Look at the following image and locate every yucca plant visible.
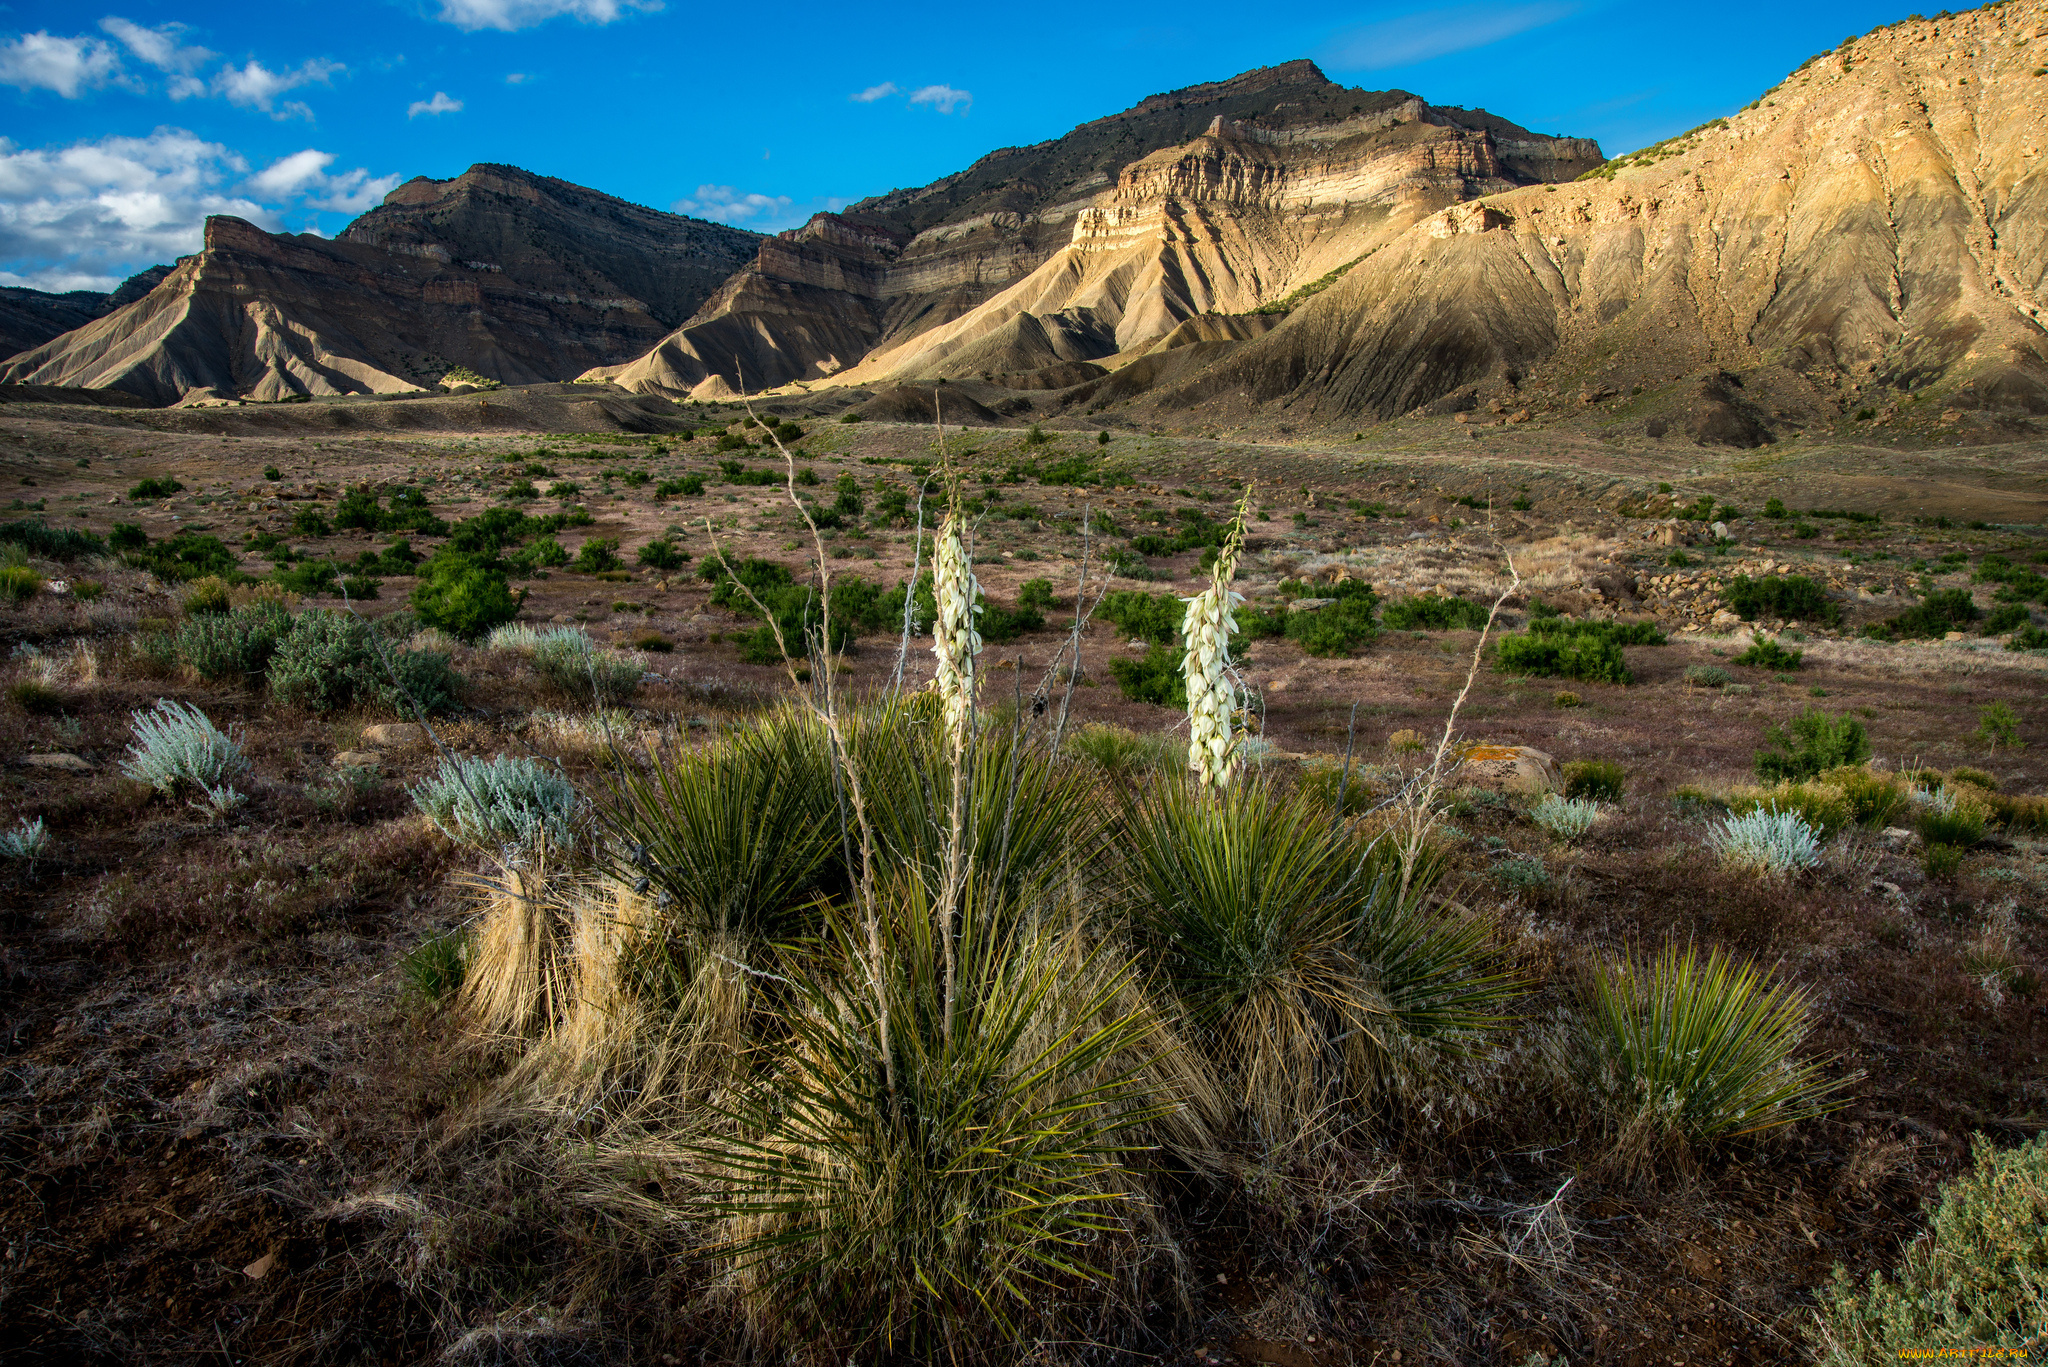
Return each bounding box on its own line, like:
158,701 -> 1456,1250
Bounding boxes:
671,876 -> 1175,1364
1120,779 -> 1514,1135
1582,944 -> 1850,1160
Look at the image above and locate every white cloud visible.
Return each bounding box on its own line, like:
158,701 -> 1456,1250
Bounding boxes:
0,31 -> 126,98
407,91 -> 463,118
433,0 -> 661,33
672,184 -> 791,226
246,149 -> 399,212
504,71 -> 532,84
0,128 -> 268,288
850,81 -> 897,103
1320,2 -> 1578,69
212,57 -> 341,117
98,17 -> 215,75
908,84 -> 971,115
0,127 -> 400,293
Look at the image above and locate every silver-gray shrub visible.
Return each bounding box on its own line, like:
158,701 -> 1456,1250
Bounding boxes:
411,754 -> 581,853
0,816 -> 48,860
120,700 -> 251,796
529,631 -> 644,706
1531,793 -> 1601,840
1709,807 -> 1822,875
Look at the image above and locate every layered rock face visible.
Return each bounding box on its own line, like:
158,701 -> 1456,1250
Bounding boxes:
1172,4 -> 2048,426
591,61 -> 1600,396
0,265 -> 172,358
2,167 -> 760,403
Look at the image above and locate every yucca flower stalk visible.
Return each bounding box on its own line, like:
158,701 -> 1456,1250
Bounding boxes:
1181,489 -> 1251,788
931,502 -> 981,746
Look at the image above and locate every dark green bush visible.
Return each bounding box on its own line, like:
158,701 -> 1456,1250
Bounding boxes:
273,561 -> 338,595
1286,591 -> 1380,657
129,532 -> 238,582
411,553 -> 520,640
1496,632 -> 1631,683
1017,578 -> 1055,612
107,522 -> 146,552
1864,588 -> 1981,640
1755,707 -> 1871,782
1725,574 -> 1839,624
978,601 -> 1044,644
128,477 -> 182,500
291,506 -> 332,538
176,603 -> 287,684
1099,590 -> 1184,645
571,538 -> 623,573
1528,617 -> 1666,646
1563,759 -> 1627,802
637,538 -> 688,571
510,536 -> 568,572
657,475 -> 706,498
1108,644 -> 1186,707
1982,604 -> 2031,635
269,609 -> 461,715
1383,594 -> 1491,631
0,520 -> 105,560
2008,625 -> 2048,652
1734,638 -> 1803,670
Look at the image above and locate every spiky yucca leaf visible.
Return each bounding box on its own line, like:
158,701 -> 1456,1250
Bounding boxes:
1585,943 -> 1851,1148
682,877 -> 1172,1362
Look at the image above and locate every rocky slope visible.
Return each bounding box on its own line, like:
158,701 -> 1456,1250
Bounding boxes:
0,266 -> 172,358
588,61 -> 1601,396
1,167 -> 759,404
1151,2 -> 2048,435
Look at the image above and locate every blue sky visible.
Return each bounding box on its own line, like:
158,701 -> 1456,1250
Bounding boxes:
0,0 -> 1922,293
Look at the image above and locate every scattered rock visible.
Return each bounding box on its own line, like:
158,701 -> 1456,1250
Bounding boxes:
242,1252 -> 277,1280
361,723 -> 426,749
19,752 -> 92,773
332,750 -> 381,768
1459,744 -> 1561,795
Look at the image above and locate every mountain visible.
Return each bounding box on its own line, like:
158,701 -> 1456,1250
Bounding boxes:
0,265 -> 172,358
1141,3 -> 2048,434
585,61 -> 1602,397
0,166 -> 761,404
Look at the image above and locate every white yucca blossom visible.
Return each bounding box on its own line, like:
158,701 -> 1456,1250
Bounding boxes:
931,510 -> 981,741
1181,493 -> 1250,788
1709,808 -> 1822,875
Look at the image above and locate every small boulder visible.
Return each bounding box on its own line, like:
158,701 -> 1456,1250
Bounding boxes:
20,752 -> 92,773
332,749 -> 382,768
362,722 -> 426,749
1459,744 -> 1561,794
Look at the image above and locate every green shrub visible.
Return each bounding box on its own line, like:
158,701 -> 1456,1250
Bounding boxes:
1016,577 -> 1055,612
531,631 -> 644,706
176,602 -> 287,685
1820,765 -> 1909,828
1098,590 -> 1183,645
411,553 -> 520,641
129,532 -> 238,582
1383,594 -> 1490,631
0,519 -> 105,560
273,560 -> 337,595
1286,588 -> 1380,657
400,929 -> 471,1003
1975,702 -> 2023,752
7,679 -> 63,715
1066,723 -> 1179,782
978,600 -> 1044,644
1724,574 -> 1839,624
269,610 -> 460,715
1813,1134 -> 2048,1362
656,475 -> 705,498
1916,788 -> 1988,848
571,537 -> 623,573
1108,644 -> 1186,707
1684,664 -> 1731,688
2009,625 -> 2048,651
0,565 -> 41,604
108,522 -> 146,552
1563,759 -> 1627,802
1921,842 -> 1966,880
1755,707 -> 1870,781
1983,603 -> 2032,635
1731,781 -> 1855,839
1528,617 -> 1666,646
128,476 -> 183,500
1734,637 -> 1803,670
1496,631 -> 1632,683
510,535 -> 569,572
636,538 -> 688,571
1582,943 -> 1847,1148
1864,588 -> 1981,640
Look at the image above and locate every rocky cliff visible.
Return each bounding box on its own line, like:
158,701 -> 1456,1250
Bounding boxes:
1156,3 -> 2048,431
1,167 -> 760,403
0,265 -> 173,359
588,61 -> 1601,396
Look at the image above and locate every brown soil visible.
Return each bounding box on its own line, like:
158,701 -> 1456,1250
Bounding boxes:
0,395 -> 2043,1364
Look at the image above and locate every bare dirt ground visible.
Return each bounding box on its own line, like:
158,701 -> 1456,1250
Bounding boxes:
0,391 -> 2043,1365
